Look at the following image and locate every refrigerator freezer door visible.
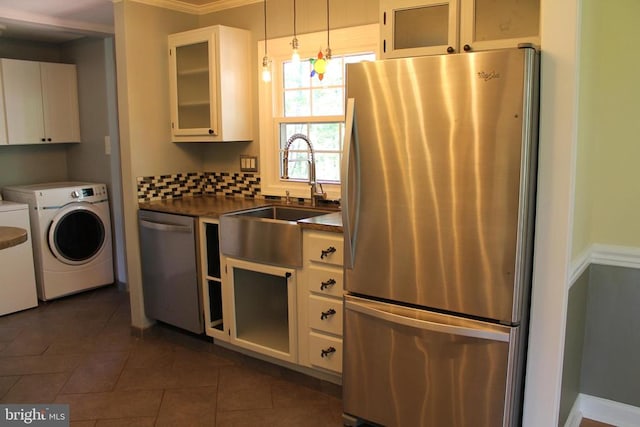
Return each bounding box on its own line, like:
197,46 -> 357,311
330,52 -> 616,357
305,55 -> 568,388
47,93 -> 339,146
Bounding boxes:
343,48 -> 538,323
343,295 -> 520,427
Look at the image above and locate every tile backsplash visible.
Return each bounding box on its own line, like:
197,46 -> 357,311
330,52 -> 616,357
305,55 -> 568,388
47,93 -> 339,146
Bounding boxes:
137,171 -> 261,202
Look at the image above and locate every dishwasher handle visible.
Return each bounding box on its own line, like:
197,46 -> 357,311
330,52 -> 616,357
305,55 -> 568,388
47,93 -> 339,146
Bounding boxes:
139,219 -> 192,233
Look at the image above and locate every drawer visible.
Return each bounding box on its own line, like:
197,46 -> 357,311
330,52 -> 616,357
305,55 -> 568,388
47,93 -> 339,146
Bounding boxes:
309,332 -> 342,373
308,295 -> 343,335
308,265 -> 343,297
306,232 -> 343,266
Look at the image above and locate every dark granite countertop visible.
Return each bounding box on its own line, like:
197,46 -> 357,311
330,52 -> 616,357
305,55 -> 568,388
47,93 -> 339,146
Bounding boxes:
138,195 -> 343,233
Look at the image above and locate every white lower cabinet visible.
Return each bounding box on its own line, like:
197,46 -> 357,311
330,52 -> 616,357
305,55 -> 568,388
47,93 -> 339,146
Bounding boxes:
200,217 -> 343,380
299,229 -> 344,376
225,257 -> 298,363
308,332 -> 343,373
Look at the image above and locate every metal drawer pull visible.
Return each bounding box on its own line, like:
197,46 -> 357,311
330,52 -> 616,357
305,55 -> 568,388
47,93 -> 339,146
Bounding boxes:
320,278 -> 336,290
320,246 -> 336,259
320,308 -> 336,320
321,346 -> 336,358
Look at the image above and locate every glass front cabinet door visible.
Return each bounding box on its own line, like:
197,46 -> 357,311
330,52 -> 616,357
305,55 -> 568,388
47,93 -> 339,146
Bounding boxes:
380,0 -> 460,58
168,25 -> 252,142
460,0 -> 540,51
380,0 -> 539,58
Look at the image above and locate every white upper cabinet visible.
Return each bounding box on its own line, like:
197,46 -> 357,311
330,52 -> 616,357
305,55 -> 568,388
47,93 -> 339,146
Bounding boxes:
168,25 -> 252,143
380,0 -> 540,58
0,59 -> 80,144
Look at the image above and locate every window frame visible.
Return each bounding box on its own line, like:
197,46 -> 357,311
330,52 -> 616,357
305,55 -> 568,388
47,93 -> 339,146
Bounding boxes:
258,24 -> 379,201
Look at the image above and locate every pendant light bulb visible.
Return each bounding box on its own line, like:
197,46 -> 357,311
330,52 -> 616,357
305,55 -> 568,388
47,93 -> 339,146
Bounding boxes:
291,37 -> 300,64
262,56 -> 272,82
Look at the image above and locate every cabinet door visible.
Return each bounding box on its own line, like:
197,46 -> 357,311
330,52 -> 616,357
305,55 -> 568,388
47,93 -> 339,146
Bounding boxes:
169,33 -> 218,137
1,59 -> 45,145
41,63 -> 81,143
460,0 -> 540,51
380,0 -> 460,58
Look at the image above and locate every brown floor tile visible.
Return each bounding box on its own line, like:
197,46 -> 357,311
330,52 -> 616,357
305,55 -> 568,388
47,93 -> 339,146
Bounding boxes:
581,419 -> 615,427
123,340 -> 175,370
115,363 -> 220,391
1,372 -> 69,403
0,287 -> 344,425
61,352 -> 129,394
155,386 -> 217,426
271,380 -> 333,408
172,346 -> 237,371
0,332 -> 52,356
55,389 -> 163,421
0,326 -> 23,342
216,366 -> 274,412
94,417 -> 156,426
0,376 -> 20,399
90,329 -> 139,353
215,405 -> 344,427
0,354 -> 83,376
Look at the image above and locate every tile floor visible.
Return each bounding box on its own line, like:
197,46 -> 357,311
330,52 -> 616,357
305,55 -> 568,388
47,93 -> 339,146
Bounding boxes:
0,285 -> 344,426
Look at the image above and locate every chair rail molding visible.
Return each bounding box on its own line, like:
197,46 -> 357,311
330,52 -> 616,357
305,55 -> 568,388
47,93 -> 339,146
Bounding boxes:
569,244 -> 640,288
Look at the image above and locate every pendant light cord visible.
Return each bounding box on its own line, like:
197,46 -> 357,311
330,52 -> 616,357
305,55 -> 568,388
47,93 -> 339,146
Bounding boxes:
263,0 -> 268,56
326,0 -> 330,49
293,0 -> 297,38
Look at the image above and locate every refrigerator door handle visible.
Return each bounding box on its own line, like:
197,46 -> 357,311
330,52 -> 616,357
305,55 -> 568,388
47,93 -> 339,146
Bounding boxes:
341,98 -> 359,269
345,299 -> 510,342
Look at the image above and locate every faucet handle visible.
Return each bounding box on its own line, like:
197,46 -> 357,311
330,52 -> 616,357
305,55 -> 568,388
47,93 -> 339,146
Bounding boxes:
285,190 -> 291,204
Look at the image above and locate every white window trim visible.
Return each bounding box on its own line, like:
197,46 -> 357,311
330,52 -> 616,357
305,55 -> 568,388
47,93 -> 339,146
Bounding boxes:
258,24 -> 379,201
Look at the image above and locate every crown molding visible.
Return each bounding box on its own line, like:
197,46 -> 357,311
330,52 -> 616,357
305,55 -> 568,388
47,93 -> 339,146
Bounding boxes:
128,0 -> 261,15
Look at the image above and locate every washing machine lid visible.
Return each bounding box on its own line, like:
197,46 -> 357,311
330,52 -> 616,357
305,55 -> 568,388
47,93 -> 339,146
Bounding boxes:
3,182 -> 96,192
48,202 -> 106,265
0,200 -> 28,212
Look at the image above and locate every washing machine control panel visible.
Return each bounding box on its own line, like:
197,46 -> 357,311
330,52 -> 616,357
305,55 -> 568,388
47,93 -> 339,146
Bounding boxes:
71,188 -> 96,198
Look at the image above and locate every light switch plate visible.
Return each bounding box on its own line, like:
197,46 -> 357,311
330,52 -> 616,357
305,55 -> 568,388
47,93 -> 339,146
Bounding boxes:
104,136 -> 111,155
240,155 -> 258,172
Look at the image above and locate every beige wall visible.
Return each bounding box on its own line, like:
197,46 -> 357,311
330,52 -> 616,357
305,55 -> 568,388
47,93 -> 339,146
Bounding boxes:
115,0 -> 378,327
0,40 -> 69,188
115,0 -> 202,328
197,0 -> 379,172
572,0 -> 640,258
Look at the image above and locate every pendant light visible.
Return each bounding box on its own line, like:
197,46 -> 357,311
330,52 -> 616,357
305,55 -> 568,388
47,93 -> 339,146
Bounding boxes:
262,0 -> 272,82
310,0 -> 331,81
290,0 -> 300,64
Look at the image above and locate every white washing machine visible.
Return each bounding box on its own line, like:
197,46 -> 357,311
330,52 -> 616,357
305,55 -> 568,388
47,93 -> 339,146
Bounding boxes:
2,182 -> 114,301
0,198 -> 38,315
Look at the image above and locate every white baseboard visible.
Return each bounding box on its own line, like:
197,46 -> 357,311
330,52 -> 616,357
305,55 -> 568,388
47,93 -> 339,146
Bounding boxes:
564,394 -> 584,427
566,393 -> 640,427
569,244 -> 640,288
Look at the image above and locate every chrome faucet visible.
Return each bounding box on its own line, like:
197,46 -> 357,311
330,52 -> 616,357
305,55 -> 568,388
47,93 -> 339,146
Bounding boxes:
281,133 -> 326,207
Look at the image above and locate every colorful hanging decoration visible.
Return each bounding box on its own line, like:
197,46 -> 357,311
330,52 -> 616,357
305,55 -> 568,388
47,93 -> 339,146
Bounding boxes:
310,50 -> 328,81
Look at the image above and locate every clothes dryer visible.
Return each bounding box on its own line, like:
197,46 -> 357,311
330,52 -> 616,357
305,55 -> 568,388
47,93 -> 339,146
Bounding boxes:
2,182 -> 114,300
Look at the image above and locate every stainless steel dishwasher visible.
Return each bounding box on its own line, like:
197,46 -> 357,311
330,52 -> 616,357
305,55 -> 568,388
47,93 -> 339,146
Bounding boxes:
138,210 -> 203,334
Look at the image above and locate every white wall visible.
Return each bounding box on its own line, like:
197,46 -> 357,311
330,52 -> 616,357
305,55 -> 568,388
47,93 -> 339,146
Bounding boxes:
522,0 -> 581,425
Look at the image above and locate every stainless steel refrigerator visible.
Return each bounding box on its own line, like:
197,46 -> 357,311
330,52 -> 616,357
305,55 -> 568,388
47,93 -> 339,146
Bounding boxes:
341,47 -> 539,427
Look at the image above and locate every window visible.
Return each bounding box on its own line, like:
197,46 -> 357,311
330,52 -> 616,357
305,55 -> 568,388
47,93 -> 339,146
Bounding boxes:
258,24 -> 379,200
